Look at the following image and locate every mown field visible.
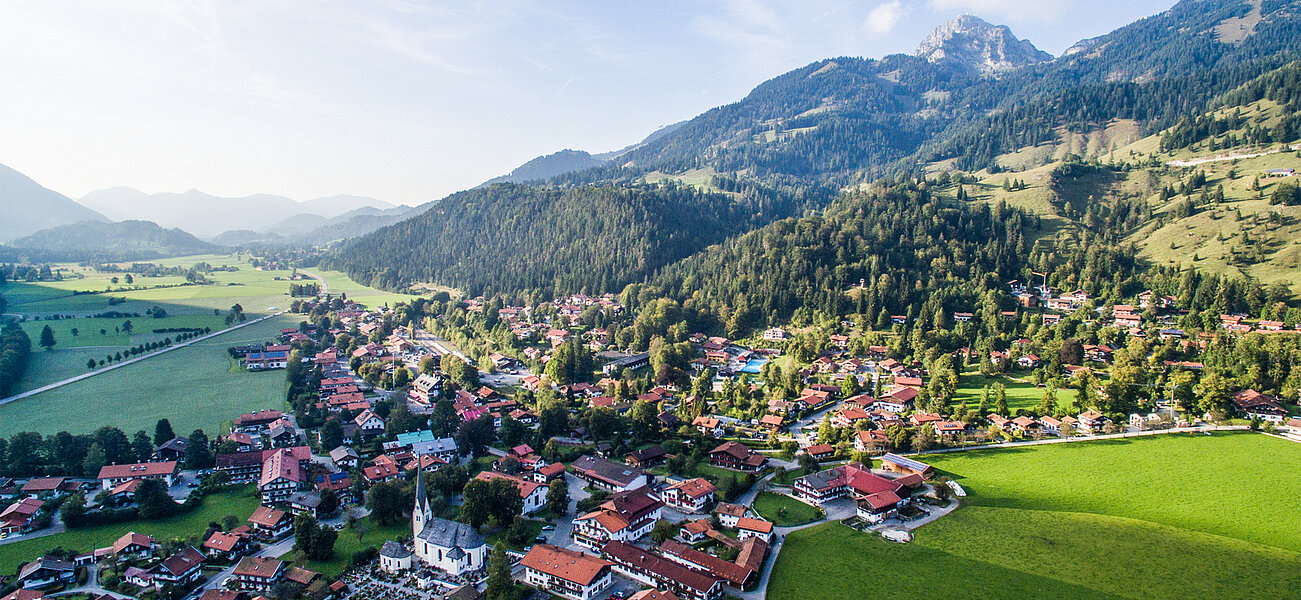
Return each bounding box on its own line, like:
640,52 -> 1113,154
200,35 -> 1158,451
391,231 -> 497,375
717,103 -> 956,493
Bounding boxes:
0,313 -> 297,437
768,432 -> 1301,599
0,485 -> 261,574
952,371 -> 1072,415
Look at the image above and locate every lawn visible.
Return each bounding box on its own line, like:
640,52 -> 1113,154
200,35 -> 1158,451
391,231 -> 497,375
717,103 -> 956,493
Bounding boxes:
768,432 -> 1301,598
770,509 -> 1301,599
751,492 -> 821,526
0,314 -> 296,437
0,485 -> 261,574
953,371 -> 1071,415
291,516 -> 410,578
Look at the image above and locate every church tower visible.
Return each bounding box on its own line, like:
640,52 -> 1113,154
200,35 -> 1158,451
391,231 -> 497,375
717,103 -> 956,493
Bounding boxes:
413,462 -> 432,537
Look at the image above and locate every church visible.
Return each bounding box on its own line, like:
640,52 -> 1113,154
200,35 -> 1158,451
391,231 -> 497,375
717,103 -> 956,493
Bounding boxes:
411,465 -> 487,575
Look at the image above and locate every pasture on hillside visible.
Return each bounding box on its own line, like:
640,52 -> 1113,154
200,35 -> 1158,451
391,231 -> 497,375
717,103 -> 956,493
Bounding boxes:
769,432 -> 1301,599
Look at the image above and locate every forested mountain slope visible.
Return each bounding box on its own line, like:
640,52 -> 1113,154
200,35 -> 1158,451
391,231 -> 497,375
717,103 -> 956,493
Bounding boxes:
5,219 -> 216,260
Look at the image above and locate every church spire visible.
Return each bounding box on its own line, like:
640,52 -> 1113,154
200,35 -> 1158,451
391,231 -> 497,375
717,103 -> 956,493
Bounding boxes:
413,460 -> 431,536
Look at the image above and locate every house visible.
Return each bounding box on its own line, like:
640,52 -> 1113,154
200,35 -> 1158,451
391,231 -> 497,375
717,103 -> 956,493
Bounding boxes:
267,424 -> 299,448
679,519 -> 713,544
757,414 -> 785,431
1009,416 -> 1040,435
0,498 -> 44,535
232,557 -> 285,592
409,374 -> 440,405
244,351 -> 289,371
108,532 -> 157,557
661,478 -> 717,513
793,463 -> 912,505
934,420 -> 966,437
804,444 -> 834,461
1231,389 -> 1289,422
856,489 -> 903,523
520,544 -> 614,600
328,446 -> 359,470
879,454 -> 934,479
16,557 -> 75,589
1016,354 -> 1041,369
353,410 -> 386,437
707,442 -> 767,471
97,461 -> 178,490
129,546 -> 205,589
853,430 -> 889,454
235,410 -> 283,431
1076,410 -> 1110,433
600,541 -> 724,600
259,448 -> 304,505
762,328 -> 787,341
533,462 -> 567,484
287,491 -> 323,518
831,407 -> 869,428
203,530 -> 250,561
625,446 -> 668,469
570,456 -> 648,492
657,538 -> 768,589
20,477 -> 72,497
713,503 -> 748,528
571,487 -> 663,550
363,455 -> 402,484
734,517 -> 774,543
247,506 -> 292,540
473,472 -> 547,514
875,387 -> 918,413
1039,416 -> 1062,434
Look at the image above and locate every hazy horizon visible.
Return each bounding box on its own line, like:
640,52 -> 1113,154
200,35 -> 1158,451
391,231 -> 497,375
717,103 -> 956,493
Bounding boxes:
0,0 -> 1177,207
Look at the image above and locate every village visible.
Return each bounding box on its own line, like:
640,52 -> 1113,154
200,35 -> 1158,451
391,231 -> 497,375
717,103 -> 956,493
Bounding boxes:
1,276 -> 1299,600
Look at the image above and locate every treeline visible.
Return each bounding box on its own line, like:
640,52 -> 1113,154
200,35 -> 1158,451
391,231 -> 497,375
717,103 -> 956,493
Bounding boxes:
1161,62 -> 1301,151
332,182 -> 826,297
0,324 -> 32,397
0,424 -> 213,478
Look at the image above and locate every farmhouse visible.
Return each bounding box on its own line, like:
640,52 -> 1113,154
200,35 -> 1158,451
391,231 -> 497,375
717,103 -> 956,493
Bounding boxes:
708,442 -> 767,471
600,541 -> 725,600
735,517 -> 774,542
661,478 -> 717,513
793,462 -> 914,505
473,471 -> 547,515
258,448 -> 305,505
572,487 -> 663,550
97,461 -> 178,490
247,506 -> 292,540
1232,389 -> 1289,422
232,557 -> 285,592
520,544 -> 614,600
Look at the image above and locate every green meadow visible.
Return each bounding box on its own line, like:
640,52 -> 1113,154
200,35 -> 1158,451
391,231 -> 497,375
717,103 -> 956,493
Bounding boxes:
769,433 -> 1301,599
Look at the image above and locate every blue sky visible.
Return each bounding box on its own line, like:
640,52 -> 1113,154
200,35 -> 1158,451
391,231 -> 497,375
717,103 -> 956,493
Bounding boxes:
0,0 -> 1177,206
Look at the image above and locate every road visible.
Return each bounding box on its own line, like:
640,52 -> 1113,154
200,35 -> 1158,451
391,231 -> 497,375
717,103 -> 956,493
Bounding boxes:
1166,143 -> 1296,167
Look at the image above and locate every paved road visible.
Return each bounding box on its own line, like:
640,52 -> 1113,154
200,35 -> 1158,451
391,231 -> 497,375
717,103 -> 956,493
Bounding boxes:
52,564 -> 138,599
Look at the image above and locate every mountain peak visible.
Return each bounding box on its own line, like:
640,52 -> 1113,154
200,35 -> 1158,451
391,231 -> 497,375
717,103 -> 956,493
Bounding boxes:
915,14 -> 1052,73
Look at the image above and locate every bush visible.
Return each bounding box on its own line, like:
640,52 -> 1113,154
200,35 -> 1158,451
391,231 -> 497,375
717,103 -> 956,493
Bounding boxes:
351,547 -> 379,567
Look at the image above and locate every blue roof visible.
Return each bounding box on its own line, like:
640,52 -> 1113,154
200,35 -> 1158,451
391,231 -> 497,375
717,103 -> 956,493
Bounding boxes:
396,430 -> 440,446
247,351 -> 288,360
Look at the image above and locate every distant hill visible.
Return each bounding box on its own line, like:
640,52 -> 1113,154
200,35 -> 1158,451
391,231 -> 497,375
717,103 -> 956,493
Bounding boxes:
0,163 -> 107,242
77,187 -> 394,238
480,150 -> 606,186
211,205 -> 416,248
6,219 -> 216,260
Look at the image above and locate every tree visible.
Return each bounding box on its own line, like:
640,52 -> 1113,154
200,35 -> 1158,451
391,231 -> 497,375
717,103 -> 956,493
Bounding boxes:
546,478 -> 569,514
497,416 -> 529,447
185,429 -> 213,469
131,430 -> 154,463
320,419 -> 344,451
154,419 -> 176,446
136,479 -> 179,519
39,325 -> 55,351
455,415 -> 496,458
629,400 -> 660,441
60,492 -> 87,527
366,481 -> 405,526
430,400 -> 460,438
460,479 -> 493,529
994,383 -> 1009,416
483,546 -> 514,600
121,320 -> 133,334
318,488 -> 339,516
294,513 -> 338,561
82,443 -> 107,478
650,519 -> 678,543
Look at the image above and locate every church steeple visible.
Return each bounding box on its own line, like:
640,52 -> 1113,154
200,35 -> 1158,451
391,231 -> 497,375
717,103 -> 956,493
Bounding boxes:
413,460 -> 432,537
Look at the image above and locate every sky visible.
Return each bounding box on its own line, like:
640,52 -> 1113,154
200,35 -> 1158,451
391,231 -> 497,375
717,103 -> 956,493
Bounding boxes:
0,0 -> 1179,206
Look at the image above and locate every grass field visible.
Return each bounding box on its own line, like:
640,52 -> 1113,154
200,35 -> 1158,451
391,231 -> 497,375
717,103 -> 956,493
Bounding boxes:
752,492 -> 821,525
768,432 -> 1301,599
0,314 -> 297,437
0,485 -> 261,574
952,371 -> 1072,415
292,516 -> 410,578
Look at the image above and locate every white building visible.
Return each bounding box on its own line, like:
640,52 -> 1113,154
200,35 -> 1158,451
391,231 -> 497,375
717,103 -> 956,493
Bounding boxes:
413,467 -> 487,575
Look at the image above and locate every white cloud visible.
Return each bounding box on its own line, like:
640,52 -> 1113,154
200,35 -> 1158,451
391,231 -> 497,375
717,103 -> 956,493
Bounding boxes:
865,1 -> 904,34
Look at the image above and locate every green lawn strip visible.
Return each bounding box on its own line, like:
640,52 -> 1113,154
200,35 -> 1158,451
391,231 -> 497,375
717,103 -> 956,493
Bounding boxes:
770,508 -> 1301,600
291,516 -> 409,578
751,492 -> 821,526
0,314 -> 297,437
0,485 -> 260,574
923,432 -> 1301,553
954,370 -> 1077,414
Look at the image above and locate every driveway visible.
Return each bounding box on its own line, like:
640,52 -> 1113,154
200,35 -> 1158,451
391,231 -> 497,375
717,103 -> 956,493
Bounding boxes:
552,473 -> 589,551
